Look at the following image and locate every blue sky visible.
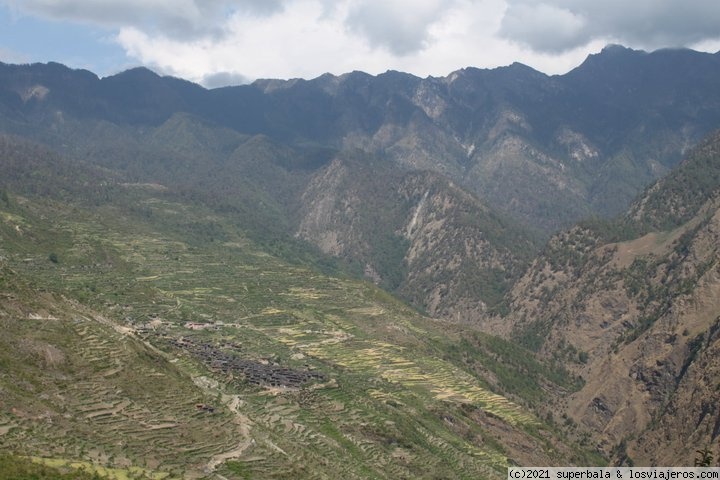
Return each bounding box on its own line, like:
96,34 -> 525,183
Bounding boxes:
1,1 -> 719,87
0,5 -> 128,74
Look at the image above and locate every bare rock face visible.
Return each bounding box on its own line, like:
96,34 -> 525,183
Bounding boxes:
295,153 -> 536,320
296,158 -> 353,257
396,172 -> 524,320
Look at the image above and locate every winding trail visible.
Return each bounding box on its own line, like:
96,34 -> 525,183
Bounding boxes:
204,393 -> 255,474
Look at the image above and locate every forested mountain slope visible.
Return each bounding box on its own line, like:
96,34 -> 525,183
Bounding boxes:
2,46 -> 720,232
494,131 -> 720,465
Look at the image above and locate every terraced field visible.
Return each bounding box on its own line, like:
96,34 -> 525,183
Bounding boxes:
0,190 -> 589,478
0,270 -> 249,478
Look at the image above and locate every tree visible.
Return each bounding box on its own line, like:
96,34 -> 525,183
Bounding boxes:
694,447 -> 713,467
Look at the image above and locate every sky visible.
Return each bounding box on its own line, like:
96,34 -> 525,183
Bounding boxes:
1,0 -> 720,88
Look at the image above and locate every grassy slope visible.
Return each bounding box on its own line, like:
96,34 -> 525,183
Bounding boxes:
0,176 -> 594,478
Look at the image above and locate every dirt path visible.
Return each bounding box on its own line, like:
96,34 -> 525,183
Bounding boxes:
203,392 -> 255,474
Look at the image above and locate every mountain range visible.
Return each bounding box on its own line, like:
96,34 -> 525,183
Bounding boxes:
1,45 -> 720,477
5,45 -> 720,231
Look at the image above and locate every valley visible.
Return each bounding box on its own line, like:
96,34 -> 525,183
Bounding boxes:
1,45 -> 720,477
0,170 -> 587,478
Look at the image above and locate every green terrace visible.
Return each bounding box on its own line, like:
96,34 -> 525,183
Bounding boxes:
0,189 -> 585,478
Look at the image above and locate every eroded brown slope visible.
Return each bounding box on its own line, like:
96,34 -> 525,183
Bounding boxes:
489,134 -> 720,465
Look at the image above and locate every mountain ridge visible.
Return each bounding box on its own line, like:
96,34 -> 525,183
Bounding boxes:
4,46 -> 720,232
4,44 -> 720,324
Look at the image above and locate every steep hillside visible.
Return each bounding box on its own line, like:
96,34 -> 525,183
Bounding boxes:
627,132 -> 720,231
296,152 -> 536,317
494,131 -> 720,465
0,136 -> 595,478
1,109 -> 535,321
0,264 -> 249,478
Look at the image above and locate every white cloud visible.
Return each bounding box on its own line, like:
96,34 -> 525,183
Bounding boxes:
344,0 -> 462,55
116,1 -> 354,81
500,3 -> 587,52
3,0 -> 720,85
202,71 -> 250,88
4,0 -> 287,39
114,0 -> 521,83
500,0 -> 720,52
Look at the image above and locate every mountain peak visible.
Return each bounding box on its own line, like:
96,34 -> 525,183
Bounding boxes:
601,43 -> 635,54
565,44 -> 646,79
588,44 -> 645,62
109,66 -> 161,81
